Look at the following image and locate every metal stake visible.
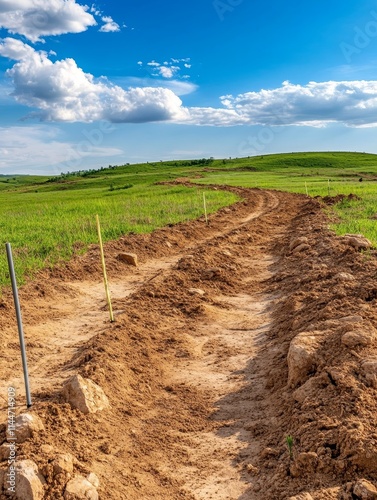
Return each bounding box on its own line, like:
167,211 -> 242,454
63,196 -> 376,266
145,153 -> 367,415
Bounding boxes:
6,243 -> 32,408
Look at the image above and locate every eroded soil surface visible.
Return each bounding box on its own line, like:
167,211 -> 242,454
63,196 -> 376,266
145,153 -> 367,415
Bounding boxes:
1,186 -> 377,499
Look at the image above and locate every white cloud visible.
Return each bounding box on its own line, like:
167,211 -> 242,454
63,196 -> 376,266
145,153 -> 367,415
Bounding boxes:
0,0 -> 97,42
0,125 -> 123,174
144,58 -> 191,79
158,65 -> 179,79
112,76 -> 198,96
99,15 -> 120,33
0,38 -> 188,123
181,80 -> 377,128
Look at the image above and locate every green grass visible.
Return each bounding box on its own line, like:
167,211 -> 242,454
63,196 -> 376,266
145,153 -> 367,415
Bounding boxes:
3,151 -> 377,288
0,178 -> 237,287
194,152 -> 377,245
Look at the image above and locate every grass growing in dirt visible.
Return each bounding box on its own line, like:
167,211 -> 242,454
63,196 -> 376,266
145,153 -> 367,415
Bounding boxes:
0,179 -> 237,286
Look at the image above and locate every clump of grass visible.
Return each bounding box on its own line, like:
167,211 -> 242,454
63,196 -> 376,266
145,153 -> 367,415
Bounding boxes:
286,435 -> 294,459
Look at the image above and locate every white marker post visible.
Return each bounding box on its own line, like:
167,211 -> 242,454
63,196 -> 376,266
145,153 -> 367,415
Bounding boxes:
6,243 -> 32,408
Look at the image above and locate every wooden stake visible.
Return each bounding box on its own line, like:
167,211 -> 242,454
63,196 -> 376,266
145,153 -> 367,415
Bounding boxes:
305,182 -> 308,196
203,192 -> 208,225
96,215 -> 114,322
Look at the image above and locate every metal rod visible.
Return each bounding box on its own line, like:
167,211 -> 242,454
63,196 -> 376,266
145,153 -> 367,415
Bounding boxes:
5,243 -> 32,408
96,215 -> 114,322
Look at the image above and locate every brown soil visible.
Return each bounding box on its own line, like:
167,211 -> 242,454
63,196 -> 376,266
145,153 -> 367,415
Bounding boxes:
1,186 -> 377,499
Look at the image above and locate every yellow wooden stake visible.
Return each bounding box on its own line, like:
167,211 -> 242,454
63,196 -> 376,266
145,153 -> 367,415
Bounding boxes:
96,215 -> 114,322
203,192 -> 208,225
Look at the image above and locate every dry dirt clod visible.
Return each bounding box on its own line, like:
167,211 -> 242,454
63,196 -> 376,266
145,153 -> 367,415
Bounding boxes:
62,374 -> 110,414
118,252 -> 138,266
342,329 -> 376,348
288,493 -> 314,500
15,413 -> 45,443
52,454 -> 74,476
287,331 -> 324,388
353,479 -> 377,499
14,460 -> 46,500
64,475 -> 98,500
361,358 -> 377,388
344,234 -> 372,251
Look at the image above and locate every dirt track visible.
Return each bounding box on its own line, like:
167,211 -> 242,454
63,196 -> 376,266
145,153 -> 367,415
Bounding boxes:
1,187 -> 377,499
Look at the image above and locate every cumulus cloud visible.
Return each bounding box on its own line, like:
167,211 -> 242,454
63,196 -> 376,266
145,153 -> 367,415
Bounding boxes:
99,15 -> 120,33
142,58 -> 191,79
0,0 -> 97,42
2,39 -> 377,128
181,80 -> 377,128
0,38 -> 188,123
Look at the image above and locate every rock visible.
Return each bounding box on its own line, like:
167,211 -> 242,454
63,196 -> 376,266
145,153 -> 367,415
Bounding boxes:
15,460 -> 45,500
188,288 -> 205,296
53,454 -> 74,476
15,413 -> 45,443
342,329 -> 375,348
118,252 -> 138,266
361,358 -> 377,388
287,331 -> 324,388
336,272 -> 355,282
289,236 -> 308,251
353,479 -> 377,499
260,447 -> 279,459
62,375 -> 110,414
64,475 -> 98,500
293,243 -> 310,254
344,234 -> 372,251
165,241 -> 172,248
221,250 -> 232,257
338,315 -> 363,323
86,473 -> 100,488
288,493 -> 314,500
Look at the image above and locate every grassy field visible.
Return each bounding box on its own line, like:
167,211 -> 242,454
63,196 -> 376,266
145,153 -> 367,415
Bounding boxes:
1,151 -> 377,287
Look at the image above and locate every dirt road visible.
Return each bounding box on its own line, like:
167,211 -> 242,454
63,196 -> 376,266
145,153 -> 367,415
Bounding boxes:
1,187 -> 377,499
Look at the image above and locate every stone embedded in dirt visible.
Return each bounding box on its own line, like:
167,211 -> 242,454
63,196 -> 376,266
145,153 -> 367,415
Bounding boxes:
292,243 -> 311,254
118,252 -> 138,266
287,331 -> 324,388
14,460 -> 46,500
342,329 -> 376,348
62,374 -> 110,414
289,236 -> 309,251
260,447 -> 279,459
165,241 -> 172,248
64,475 -> 98,500
15,413 -> 45,443
353,479 -> 377,499
361,358 -> 377,388
336,272 -> 355,282
344,234 -> 372,251
188,288 -> 205,296
53,454 -> 74,476
86,473 -> 100,488
338,315 -> 364,323
288,493 -> 314,500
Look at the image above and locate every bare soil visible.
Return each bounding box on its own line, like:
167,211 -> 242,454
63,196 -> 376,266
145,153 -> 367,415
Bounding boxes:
1,186 -> 377,499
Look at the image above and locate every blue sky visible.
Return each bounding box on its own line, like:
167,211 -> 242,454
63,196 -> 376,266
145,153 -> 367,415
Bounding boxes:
1,0 -> 377,174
